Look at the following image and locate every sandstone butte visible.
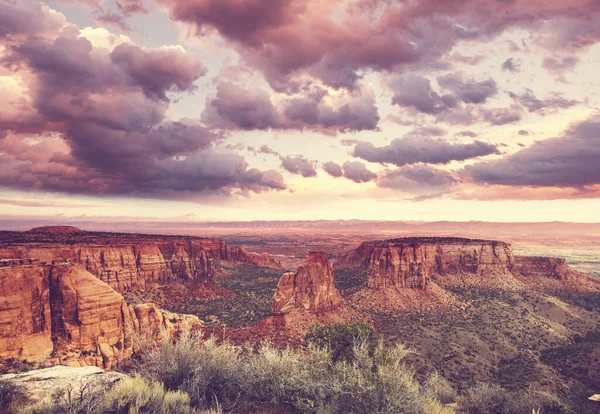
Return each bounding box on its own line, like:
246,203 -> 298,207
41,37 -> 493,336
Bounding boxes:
272,251 -> 341,315
336,237 -> 595,290
0,228 -> 282,369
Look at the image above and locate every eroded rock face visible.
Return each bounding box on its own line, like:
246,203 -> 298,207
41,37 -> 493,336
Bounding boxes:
228,246 -> 283,269
0,259 -> 53,362
337,237 -> 515,290
0,231 -> 280,293
0,261 -> 202,370
514,256 -> 587,282
272,251 -> 341,315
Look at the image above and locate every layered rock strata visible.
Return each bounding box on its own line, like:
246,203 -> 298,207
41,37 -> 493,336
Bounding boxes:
0,260 -> 201,370
337,237 -> 516,290
0,230 -> 279,294
228,246 -> 283,269
272,251 -> 341,315
514,256 -> 588,282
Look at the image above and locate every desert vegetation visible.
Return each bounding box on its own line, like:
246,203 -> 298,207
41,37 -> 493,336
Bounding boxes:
1,323 -> 578,414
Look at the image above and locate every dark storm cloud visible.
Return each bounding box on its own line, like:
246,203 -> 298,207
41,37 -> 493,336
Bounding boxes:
464,114 -> 600,187
280,155 -> 318,177
322,161 -> 343,178
353,136 -> 499,167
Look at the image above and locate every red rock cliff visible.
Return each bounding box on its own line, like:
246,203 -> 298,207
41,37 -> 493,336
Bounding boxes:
0,231 -> 280,293
272,251 -> 341,315
337,237 -> 515,290
514,256 -> 588,282
0,260 -> 202,370
228,246 -> 283,269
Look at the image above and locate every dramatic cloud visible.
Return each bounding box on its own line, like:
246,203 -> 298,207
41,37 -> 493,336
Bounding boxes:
0,1 -> 65,39
0,5 -> 286,199
322,161 -> 343,178
202,83 -> 282,130
280,155 -> 317,177
465,114 -> 600,188
389,74 -> 457,115
377,165 -> 457,192
389,73 -> 515,126
111,43 -> 207,101
155,0 -> 600,90
341,161 -> 377,183
203,83 -> 379,133
353,136 -> 499,167
508,89 -> 578,114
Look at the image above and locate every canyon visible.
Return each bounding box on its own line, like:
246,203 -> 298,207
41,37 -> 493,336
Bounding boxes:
1,228 -> 600,412
0,227 -> 281,369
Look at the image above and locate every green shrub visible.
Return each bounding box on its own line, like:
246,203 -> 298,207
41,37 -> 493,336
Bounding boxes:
101,374 -> 193,414
305,322 -> 378,363
180,338 -> 243,410
139,326 -> 205,390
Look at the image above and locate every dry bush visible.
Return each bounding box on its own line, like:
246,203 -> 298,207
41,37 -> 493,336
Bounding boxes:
101,374 -> 193,414
458,382 -> 571,414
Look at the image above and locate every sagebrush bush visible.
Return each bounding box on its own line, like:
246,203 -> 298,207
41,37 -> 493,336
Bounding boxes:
305,321 -> 378,363
424,372 -> 457,405
180,338 -> 243,410
139,326 -> 205,390
101,374 -> 193,414
458,382 -> 571,414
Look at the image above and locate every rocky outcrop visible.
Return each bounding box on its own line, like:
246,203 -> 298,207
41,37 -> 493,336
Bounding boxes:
228,246 -> 283,269
0,259 -> 53,363
0,230 -> 281,294
514,256 -> 588,282
0,261 -> 202,370
272,251 -> 341,315
0,366 -> 124,402
337,237 -> 515,290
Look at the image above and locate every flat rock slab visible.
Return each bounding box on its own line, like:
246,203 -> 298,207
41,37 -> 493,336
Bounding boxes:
1,365 -> 124,401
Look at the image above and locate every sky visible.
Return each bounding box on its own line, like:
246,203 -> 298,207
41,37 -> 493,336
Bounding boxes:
0,0 -> 599,223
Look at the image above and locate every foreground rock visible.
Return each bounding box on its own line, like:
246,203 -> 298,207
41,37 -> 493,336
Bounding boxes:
272,251 -> 341,315
0,365 -> 124,402
0,260 -> 202,370
338,237 -> 515,290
